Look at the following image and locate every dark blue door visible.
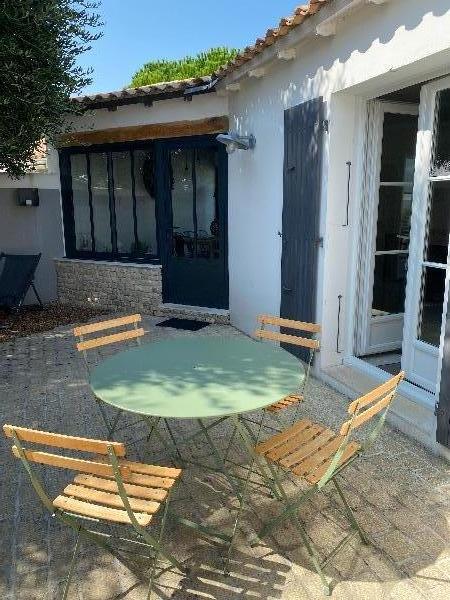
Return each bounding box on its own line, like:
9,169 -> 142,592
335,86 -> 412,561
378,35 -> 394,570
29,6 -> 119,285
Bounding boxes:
159,137 -> 228,309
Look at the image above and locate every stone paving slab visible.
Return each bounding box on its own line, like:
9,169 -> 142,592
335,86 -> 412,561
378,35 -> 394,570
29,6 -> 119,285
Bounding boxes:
0,315 -> 449,599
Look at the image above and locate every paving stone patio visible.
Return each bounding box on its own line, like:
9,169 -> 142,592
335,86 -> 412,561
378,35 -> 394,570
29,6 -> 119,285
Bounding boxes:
1,315 -> 449,600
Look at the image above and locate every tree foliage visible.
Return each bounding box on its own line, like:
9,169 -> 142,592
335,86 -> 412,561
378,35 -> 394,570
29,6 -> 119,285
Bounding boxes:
0,1 -> 102,178
130,47 -> 238,88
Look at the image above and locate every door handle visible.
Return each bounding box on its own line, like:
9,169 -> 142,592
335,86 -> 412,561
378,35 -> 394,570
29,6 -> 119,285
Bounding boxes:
282,286 -> 293,292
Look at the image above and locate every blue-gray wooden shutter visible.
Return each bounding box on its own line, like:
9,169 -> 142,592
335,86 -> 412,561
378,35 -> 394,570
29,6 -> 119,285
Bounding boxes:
280,98 -> 324,361
437,301 -> 450,448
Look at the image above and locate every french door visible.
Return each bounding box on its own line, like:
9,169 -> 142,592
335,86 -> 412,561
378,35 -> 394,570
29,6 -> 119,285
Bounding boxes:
402,77 -> 450,392
359,102 -> 418,355
159,137 -> 229,309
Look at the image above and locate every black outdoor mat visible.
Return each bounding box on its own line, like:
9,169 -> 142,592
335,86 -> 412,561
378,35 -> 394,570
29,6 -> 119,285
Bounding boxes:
156,317 -> 209,331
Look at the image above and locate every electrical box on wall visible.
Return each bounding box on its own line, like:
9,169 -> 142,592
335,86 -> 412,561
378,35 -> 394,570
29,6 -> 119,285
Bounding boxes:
17,188 -> 39,207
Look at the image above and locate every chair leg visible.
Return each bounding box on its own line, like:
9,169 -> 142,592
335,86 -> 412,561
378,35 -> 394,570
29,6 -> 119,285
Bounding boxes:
332,478 -> 369,545
31,282 -> 43,308
62,527 -> 82,600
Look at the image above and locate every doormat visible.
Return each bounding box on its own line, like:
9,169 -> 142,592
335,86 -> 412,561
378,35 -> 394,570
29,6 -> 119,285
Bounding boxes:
156,317 -> 209,331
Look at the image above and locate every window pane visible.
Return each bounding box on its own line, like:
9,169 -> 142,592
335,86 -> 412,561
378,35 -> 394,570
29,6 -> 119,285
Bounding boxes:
418,266 -> 446,346
432,88 -> 450,176
170,148 -> 194,258
424,181 -> 450,264
196,148 -> 220,259
112,151 -> 135,255
376,185 -> 413,251
380,112 -> 418,182
134,150 -> 158,257
371,254 -> 408,316
89,153 -> 111,253
70,154 -> 92,251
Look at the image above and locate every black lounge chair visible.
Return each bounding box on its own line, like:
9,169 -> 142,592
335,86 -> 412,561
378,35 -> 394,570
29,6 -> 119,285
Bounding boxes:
0,253 -> 43,311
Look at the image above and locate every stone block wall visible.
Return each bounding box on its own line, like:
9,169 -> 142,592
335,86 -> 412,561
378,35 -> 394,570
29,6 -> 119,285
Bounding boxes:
55,259 -> 162,313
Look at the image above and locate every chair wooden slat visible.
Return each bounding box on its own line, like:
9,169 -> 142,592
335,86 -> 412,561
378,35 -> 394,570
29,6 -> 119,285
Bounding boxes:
76,328 -> 145,352
3,425 -> 126,457
347,372 -> 404,414
104,471 -> 179,491
254,328 -> 319,349
340,392 -> 394,436
53,495 -> 152,526
63,484 -> 160,514
255,419 -> 313,454
257,315 -> 321,333
305,442 -> 360,484
97,456 -> 181,480
73,474 -> 168,502
11,447 -> 131,478
279,428 -> 335,468
265,393 -> 303,412
73,314 -> 142,337
292,436 -> 344,477
266,423 -> 323,462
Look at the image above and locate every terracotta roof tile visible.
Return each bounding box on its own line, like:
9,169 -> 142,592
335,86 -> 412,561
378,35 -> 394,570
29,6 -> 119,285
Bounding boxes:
214,0 -> 332,78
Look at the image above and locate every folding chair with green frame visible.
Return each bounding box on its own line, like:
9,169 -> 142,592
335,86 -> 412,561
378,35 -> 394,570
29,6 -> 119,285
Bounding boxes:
244,314 -> 321,433
3,424 -> 187,600
74,314 -> 146,439
249,371 -> 405,596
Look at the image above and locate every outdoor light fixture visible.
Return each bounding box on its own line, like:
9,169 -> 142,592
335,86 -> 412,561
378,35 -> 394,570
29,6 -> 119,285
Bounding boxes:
216,131 -> 256,154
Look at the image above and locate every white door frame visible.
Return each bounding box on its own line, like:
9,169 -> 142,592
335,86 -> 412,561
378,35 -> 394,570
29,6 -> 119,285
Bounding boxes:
357,101 -> 419,356
402,75 -> 450,393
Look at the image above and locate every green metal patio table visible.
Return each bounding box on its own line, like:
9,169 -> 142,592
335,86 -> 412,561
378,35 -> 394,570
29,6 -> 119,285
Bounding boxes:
90,335 -> 303,564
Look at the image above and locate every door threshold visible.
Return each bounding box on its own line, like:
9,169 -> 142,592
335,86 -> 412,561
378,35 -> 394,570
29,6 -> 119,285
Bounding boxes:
157,303 -> 230,324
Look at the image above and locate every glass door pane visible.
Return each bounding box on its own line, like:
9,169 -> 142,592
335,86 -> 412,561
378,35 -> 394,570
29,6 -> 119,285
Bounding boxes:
170,148 -> 195,258
196,147 -> 219,260
370,111 -> 418,319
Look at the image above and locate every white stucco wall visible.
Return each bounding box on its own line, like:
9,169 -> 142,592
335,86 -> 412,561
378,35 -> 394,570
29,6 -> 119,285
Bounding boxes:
224,0 -> 450,453
225,0 -> 450,348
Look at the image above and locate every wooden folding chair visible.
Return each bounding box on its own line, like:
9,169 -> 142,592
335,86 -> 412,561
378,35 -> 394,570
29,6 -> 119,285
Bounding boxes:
250,372 -> 404,595
74,314 -> 145,438
3,424 -> 186,600
253,314 -> 320,421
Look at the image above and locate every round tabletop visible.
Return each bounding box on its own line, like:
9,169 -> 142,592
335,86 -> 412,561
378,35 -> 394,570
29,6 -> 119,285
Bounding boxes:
90,335 -> 303,419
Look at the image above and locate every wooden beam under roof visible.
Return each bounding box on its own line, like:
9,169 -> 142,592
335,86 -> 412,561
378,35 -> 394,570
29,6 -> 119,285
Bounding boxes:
58,116 -> 229,147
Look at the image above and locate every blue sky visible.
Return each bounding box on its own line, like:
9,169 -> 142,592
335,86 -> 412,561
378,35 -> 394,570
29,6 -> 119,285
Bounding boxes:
78,0 -> 299,94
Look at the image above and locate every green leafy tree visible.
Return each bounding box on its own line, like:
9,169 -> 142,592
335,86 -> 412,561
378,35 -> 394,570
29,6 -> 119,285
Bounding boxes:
130,47 -> 238,88
0,1 -> 102,178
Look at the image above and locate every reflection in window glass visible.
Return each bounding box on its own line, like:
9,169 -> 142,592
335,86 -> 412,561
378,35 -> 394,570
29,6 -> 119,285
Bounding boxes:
90,153 -> 111,252
112,152 -> 135,255
432,88 -> 450,176
380,113 -> 418,182
376,185 -> 413,251
196,148 -> 219,259
70,154 -> 92,251
170,148 -> 194,257
418,266 -> 446,346
423,181 -> 450,264
134,150 -> 158,256
372,254 -> 408,316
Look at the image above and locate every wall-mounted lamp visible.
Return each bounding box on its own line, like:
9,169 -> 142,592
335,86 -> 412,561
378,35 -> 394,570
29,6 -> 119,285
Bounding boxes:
216,131 -> 256,154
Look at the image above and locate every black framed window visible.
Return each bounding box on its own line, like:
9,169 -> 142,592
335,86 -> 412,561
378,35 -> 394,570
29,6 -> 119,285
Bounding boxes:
61,145 -> 158,262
